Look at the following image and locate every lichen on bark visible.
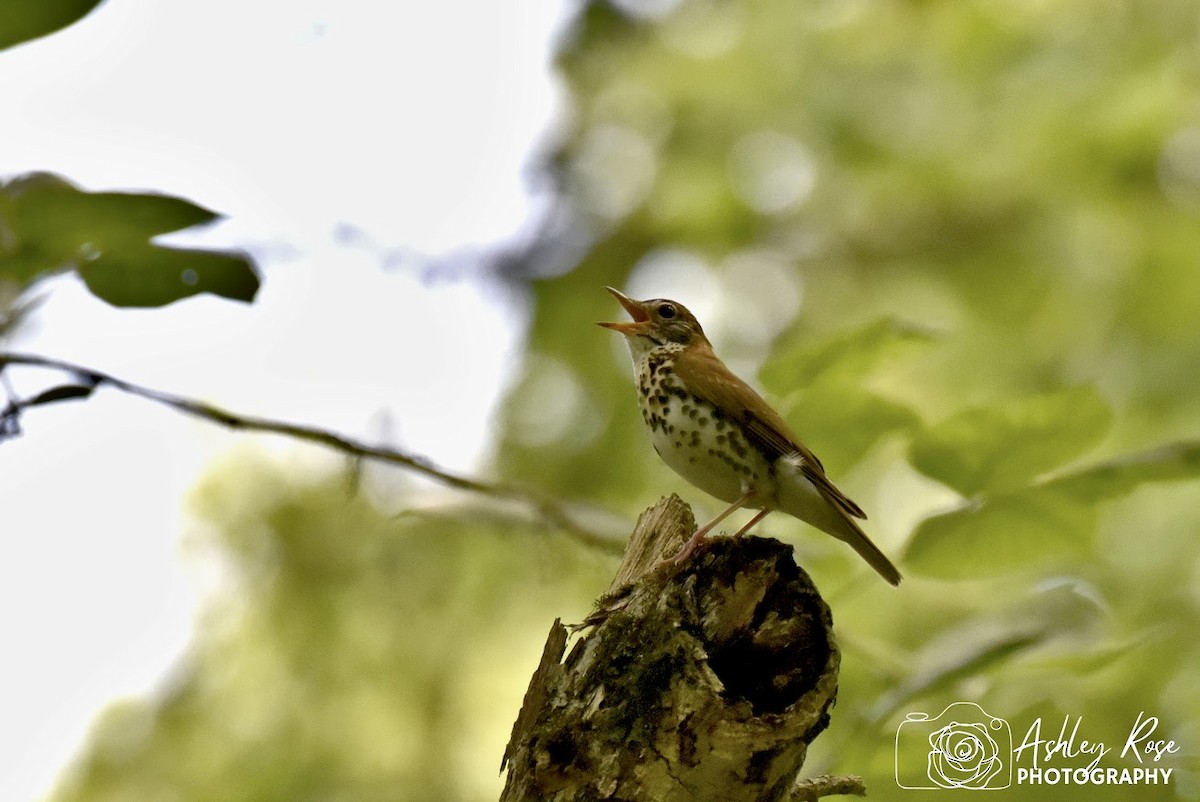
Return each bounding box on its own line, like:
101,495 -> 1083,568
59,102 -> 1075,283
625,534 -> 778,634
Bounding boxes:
501,494 -> 857,801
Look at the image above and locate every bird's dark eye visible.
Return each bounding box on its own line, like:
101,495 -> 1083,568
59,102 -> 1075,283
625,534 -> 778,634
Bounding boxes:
657,303 -> 677,319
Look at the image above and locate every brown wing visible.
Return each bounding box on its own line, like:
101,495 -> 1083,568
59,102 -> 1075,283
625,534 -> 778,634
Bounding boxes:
673,343 -> 866,520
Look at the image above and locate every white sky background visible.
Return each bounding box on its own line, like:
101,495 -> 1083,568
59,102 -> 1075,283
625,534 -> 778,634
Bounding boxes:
0,2 -> 570,799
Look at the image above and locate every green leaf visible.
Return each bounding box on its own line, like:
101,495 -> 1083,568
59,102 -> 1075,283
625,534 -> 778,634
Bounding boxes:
78,246 -> 258,308
905,441 -> 1200,579
0,0 -> 103,51
26,384 -> 96,406
908,386 -> 1113,497
1046,440 -> 1200,502
779,382 -> 919,471
0,172 -> 259,307
905,489 -> 1096,579
760,317 -> 935,395
871,631 -> 1045,724
12,182 -> 219,249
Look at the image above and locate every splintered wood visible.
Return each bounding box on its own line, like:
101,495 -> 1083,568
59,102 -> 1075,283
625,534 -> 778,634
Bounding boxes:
501,495 -> 842,802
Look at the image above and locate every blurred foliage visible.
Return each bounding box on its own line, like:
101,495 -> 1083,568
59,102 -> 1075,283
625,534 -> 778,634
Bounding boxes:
0,0 -> 102,51
909,386 -> 1114,497
489,0 -> 1200,798
38,0 -> 1200,800
907,440 -> 1200,579
51,454 -> 611,802
0,173 -> 258,309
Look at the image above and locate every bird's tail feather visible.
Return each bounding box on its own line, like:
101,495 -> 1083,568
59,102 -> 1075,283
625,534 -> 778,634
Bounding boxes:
777,473 -> 902,585
828,511 -> 902,586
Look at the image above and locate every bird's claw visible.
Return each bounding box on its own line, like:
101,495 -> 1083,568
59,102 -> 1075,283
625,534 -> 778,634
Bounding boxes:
656,529 -> 709,569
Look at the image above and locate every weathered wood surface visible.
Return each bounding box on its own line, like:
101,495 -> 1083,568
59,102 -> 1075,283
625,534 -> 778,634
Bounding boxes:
501,494 -> 850,801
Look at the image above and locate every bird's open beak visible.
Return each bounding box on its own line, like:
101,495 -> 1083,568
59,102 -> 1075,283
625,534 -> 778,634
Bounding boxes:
598,286 -> 651,335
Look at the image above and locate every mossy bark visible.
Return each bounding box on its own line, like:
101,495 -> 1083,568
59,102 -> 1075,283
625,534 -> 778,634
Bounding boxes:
501,494 -> 857,801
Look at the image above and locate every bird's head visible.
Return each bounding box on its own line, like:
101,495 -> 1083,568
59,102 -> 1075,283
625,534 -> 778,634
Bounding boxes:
598,287 -> 708,349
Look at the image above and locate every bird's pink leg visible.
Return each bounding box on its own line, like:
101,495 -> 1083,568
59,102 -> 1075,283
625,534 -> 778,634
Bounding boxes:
666,490 -> 754,565
730,508 -> 770,538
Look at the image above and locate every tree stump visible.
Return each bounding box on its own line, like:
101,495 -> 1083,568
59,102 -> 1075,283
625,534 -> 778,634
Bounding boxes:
501,494 -> 858,801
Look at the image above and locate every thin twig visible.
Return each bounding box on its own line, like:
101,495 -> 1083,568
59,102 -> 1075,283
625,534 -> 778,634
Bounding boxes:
787,774 -> 867,801
0,351 -> 624,552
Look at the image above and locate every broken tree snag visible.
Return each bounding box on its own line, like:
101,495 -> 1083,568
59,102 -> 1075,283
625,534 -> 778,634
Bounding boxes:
500,494 -> 845,802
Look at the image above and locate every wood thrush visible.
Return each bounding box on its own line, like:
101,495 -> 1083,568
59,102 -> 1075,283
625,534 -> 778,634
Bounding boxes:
600,287 -> 902,585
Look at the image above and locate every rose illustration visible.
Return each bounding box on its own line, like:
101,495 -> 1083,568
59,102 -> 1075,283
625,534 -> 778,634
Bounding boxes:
927,720 -> 1004,789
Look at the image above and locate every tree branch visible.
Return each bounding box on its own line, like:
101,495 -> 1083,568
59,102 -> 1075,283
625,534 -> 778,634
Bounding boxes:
787,774 -> 867,801
0,351 -> 622,551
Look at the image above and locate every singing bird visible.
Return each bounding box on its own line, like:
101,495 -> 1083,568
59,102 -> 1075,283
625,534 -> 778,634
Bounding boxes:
600,287 -> 901,585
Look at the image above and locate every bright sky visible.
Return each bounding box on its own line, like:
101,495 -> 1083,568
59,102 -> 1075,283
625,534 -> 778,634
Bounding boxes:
0,2 -> 568,799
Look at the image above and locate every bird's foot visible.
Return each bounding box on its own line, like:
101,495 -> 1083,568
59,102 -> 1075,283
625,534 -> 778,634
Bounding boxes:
657,528 -> 709,569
